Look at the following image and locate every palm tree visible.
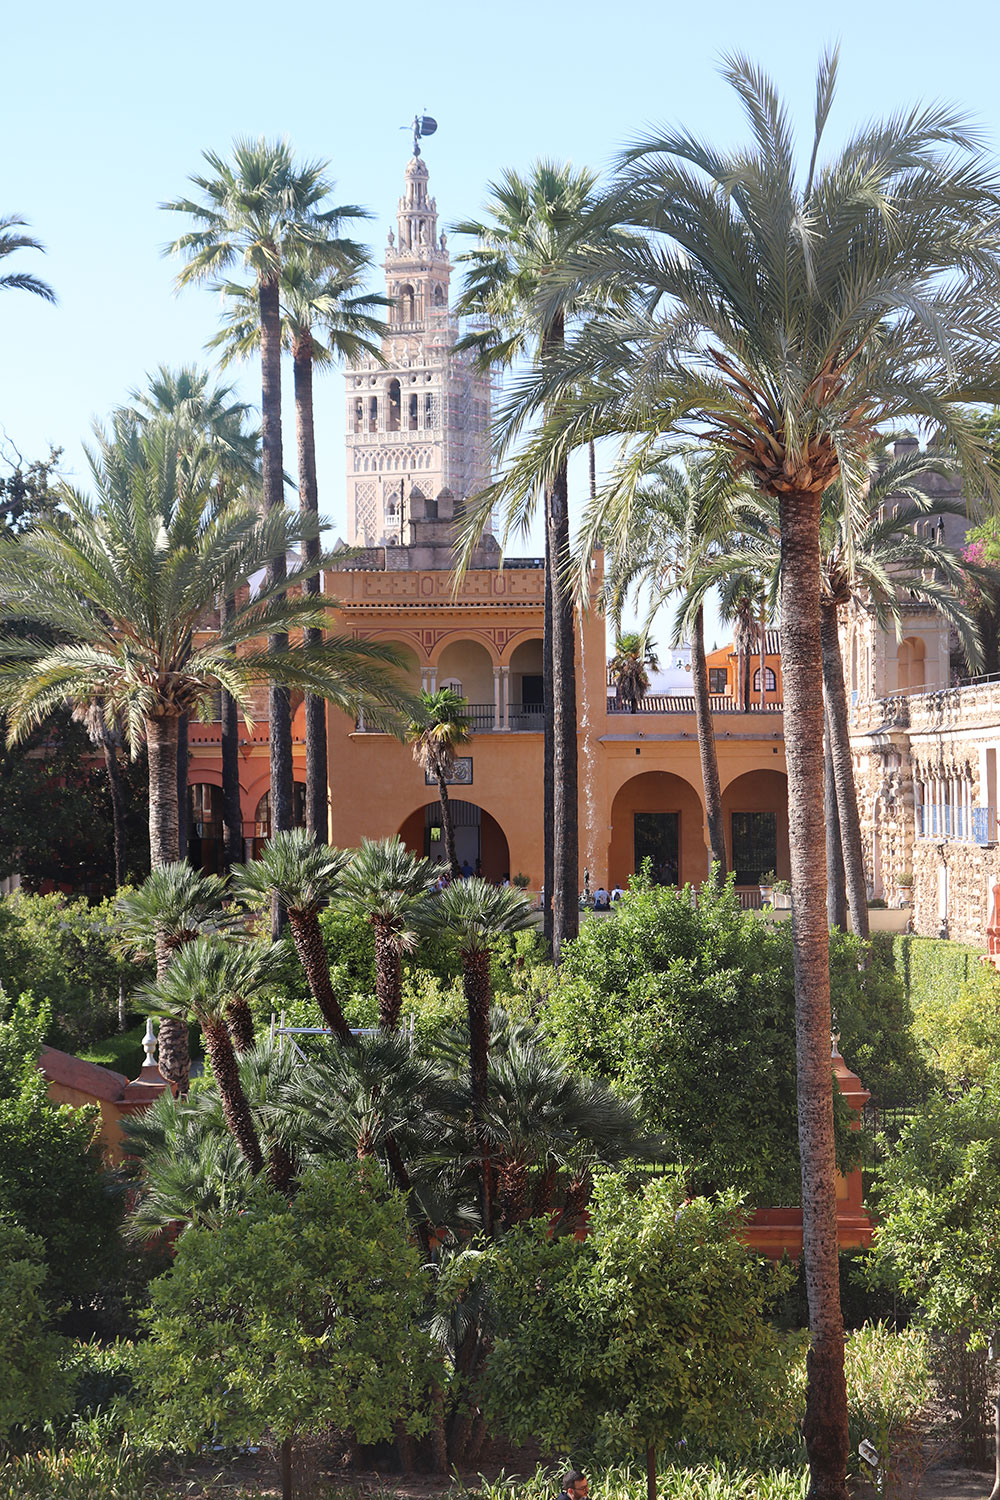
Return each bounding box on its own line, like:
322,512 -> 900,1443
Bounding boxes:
454,164 -> 632,960
0,216 -> 55,302
407,688 -> 471,881
465,54 -> 1000,1496
703,444 -> 980,938
338,837 -> 436,1030
116,862 -> 230,1090
127,365 -> 261,868
135,935 -> 277,1174
430,878 -> 535,1233
232,830 -> 353,1041
210,254 -> 388,841
164,138 -> 367,840
609,633 -> 658,713
73,698 -> 128,889
600,454 -> 738,878
0,414 -> 411,875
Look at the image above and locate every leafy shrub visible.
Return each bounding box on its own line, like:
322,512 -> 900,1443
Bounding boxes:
0,1220 -> 69,1442
135,1160 -> 432,1474
484,1172 -> 797,1474
829,933 -> 931,1107
544,878 -> 861,1202
906,959 -> 1000,1086
0,996 -> 128,1330
0,892 -> 145,1050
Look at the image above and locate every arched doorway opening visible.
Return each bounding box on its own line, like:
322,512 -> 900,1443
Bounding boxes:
188,782 -> 223,873
721,769 -> 790,890
249,783 -> 306,858
897,636 -> 926,692
608,771 -> 705,890
398,799 -> 510,882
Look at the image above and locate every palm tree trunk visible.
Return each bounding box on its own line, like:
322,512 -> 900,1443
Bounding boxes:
287,910 -> 353,1041
436,767 -> 460,880
825,710 -> 848,931
759,604 -> 767,709
146,713 -> 181,870
820,602 -> 868,941
463,945 -> 494,1234
225,997 -> 256,1054
259,275 -> 293,844
220,597 -> 243,872
176,714 -> 189,860
548,458 -> 579,961
293,338 -> 328,843
778,491 -> 848,1500
202,1016 -> 264,1173
374,926 -> 403,1031
542,526 -> 555,949
692,606 -> 727,880
100,733 -> 127,888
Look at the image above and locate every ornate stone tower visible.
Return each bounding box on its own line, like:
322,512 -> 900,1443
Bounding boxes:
345,145 -> 493,547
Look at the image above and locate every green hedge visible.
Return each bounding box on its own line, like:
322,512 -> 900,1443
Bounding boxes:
875,933 -> 983,1011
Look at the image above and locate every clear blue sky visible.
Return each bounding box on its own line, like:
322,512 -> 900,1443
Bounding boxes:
4,0 -> 1000,643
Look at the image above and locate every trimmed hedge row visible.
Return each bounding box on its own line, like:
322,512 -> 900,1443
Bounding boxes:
872,933 -> 983,1013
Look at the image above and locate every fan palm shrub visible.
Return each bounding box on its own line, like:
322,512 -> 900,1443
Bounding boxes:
338,836 -> 436,1029
116,862 -> 229,1089
609,632 -> 659,713
233,830 -> 353,1040
135,936 -> 279,1173
430,879 -> 535,1232
407,688 -> 471,879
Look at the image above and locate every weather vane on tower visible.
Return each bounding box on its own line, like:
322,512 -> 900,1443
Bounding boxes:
402,112 -> 437,156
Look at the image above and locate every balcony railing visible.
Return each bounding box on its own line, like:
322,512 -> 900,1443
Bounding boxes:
916,804 -> 997,844
606,694 -> 783,714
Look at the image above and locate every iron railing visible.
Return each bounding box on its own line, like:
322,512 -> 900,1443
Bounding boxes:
916,803 -> 996,844
607,693 -> 783,714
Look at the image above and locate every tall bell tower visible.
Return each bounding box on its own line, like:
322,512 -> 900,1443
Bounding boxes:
345,132 -> 492,547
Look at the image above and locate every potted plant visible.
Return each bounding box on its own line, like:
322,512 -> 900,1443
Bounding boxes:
512,872 -> 531,890
758,870 -> 776,904
772,877 -> 792,910
897,871 -> 914,901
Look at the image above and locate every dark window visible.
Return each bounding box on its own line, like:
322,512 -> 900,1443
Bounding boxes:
409,393 -> 419,430
520,673 -> 544,707
634,811 -> 679,885
752,667 -> 777,692
708,667 -> 727,694
731,811 -> 777,885
387,379 -> 401,432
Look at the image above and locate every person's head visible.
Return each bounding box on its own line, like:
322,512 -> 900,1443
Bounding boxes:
563,1472 -> 588,1500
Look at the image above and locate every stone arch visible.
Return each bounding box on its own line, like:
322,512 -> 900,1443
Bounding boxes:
397,798 -> 510,882
188,781 -> 224,874
432,637 -> 497,706
720,769 -> 790,886
508,636 -> 544,727
608,770 -> 706,890
897,635 -> 926,692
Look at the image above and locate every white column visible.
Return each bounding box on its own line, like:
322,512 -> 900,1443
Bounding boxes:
501,666 -> 511,731
493,668 -> 502,731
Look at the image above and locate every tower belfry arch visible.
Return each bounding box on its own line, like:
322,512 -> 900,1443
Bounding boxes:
345,127 -> 493,547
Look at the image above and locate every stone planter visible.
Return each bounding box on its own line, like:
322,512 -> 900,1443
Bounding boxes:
846,905 -> 912,934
